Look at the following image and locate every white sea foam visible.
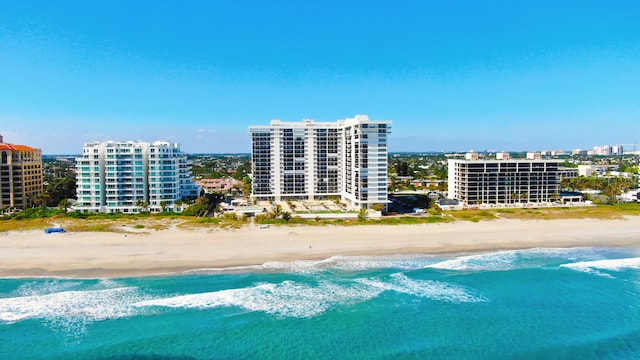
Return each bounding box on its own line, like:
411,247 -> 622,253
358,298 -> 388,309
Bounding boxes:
182,260 -> 334,275
136,272 -> 485,318
426,250 -> 520,271
356,273 -> 486,303
257,255 -> 434,274
261,259 -> 331,274
321,255 -> 436,271
424,247 -> 613,272
184,255 -> 435,275
561,257 -> 640,277
0,285 -> 148,324
135,280 -> 381,318
185,248 -> 614,276
14,280 -> 83,297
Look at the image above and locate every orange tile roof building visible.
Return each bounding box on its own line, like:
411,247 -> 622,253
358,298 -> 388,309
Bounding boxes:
0,134 -> 44,209
197,178 -> 239,194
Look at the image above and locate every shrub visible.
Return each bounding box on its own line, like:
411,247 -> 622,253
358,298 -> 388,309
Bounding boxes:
193,217 -> 221,224
181,203 -> 208,217
223,213 -> 239,221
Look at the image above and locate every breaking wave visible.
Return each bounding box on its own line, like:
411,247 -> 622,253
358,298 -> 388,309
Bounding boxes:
561,257 -> 640,278
184,254 -> 436,275
0,281 -> 148,325
135,273 -> 484,318
425,247 -> 612,272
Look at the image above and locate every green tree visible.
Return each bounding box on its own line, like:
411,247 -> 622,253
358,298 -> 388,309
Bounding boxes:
58,198 -> 70,211
45,176 -> 76,207
181,202 -> 209,217
433,165 -> 448,180
242,176 -> 252,196
33,193 -> 50,208
388,175 -> 398,191
136,199 -> 149,213
357,208 -> 368,222
175,200 -> 183,210
271,204 -> 283,219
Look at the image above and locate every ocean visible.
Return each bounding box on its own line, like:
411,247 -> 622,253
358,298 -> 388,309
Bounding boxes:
1,246 -> 640,359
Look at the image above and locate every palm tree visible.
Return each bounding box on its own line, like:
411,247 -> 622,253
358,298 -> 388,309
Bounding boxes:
357,208 -> 368,222
33,193 -> 50,208
271,204 -> 283,218
159,200 -> 168,213
136,199 -> 149,213
58,198 -> 70,211
389,175 -> 397,192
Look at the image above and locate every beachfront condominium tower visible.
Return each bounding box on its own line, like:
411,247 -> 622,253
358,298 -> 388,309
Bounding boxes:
74,140 -> 200,214
0,134 -> 43,209
447,153 -> 562,205
249,115 -> 392,209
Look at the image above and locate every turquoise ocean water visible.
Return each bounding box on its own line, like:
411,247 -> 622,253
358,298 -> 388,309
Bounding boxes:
1,246 -> 640,359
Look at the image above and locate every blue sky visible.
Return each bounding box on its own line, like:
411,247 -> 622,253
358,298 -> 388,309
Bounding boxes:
1,0 -> 639,154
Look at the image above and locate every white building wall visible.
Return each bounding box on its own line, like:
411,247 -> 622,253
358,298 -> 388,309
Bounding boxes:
249,115 -> 391,209
578,165 -> 596,177
74,140 -> 198,214
594,145 -> 612,156
448,158 -> 562,205
612,145 -> 624,155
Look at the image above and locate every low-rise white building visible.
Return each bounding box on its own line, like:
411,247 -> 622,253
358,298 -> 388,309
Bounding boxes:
448,154 -> 562,205
577,165 -> 619,177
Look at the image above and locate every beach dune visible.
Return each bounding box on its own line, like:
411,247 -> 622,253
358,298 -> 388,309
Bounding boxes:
1,217 -> 640,278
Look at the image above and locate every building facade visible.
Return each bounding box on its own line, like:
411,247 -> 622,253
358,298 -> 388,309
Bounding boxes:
0,135 -> 43,209
74,140 -> 199,213
448,154 -> 562,205
249,115 -> 392,209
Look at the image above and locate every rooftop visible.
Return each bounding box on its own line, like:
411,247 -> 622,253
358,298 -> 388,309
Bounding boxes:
0,134 -> 40,151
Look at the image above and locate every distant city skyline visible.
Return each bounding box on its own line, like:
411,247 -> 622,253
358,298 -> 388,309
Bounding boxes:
1,1 -> 639,154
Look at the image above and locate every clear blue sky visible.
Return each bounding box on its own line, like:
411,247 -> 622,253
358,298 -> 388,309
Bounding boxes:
1,0 -> 639,154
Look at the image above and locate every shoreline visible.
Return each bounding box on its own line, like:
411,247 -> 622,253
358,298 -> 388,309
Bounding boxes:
2,217 -> 640,278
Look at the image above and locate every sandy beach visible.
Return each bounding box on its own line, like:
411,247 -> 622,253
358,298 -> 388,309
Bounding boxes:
1,217 -> 640,278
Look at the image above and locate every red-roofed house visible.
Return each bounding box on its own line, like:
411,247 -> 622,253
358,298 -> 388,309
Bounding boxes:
0,134 -> 44,209
197,178 -> 241,195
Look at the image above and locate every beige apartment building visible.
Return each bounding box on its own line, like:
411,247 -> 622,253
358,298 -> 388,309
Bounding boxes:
448,152 -> 562,205
0,135 -> 44,209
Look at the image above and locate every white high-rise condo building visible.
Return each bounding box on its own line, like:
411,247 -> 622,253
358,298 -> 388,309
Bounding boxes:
249,115 -> 392,209
611,145 -> 624,155
74,140 -> 200,213
593,145 -> 612,156
448,153 -> 562,205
